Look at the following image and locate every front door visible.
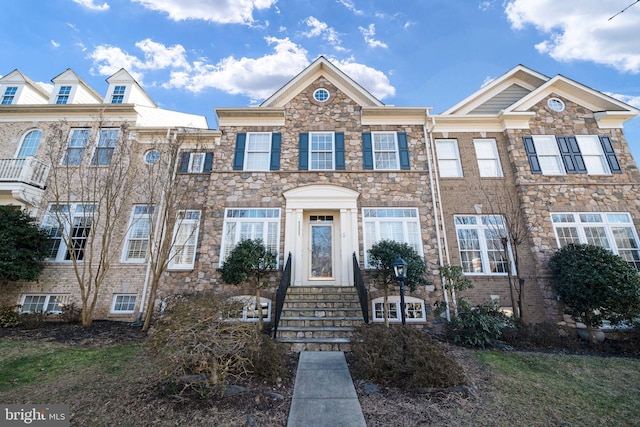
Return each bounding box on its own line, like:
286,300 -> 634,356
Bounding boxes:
304,213 -> 340,285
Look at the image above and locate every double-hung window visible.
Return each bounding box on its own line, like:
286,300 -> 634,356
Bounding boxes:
122,205 -> 154,262
552,212 -> 640,270
169,210 -> 201,269
435,139 -> 463,177
56,86 -> 71,104
42,203 -> 96,262
454,215 -> 511,274
1,87 -> 17,104
575,136 -> 609,175
532,136 -> 564,175
362,208 -> 423,267
372,132 -> 400,170
111,85 -> 126,104
91,129 -> 119,166
63,128 -> 90,166
220,208 -> 281,266
178,152 -> 213,173
310,132 -> 334,170
244,133 -> 272,170
474,139 -> 503,177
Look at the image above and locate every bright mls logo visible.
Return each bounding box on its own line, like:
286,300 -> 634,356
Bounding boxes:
1,405 -> 69,426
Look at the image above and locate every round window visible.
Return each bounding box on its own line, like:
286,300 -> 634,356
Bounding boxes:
547,98 -> 565,112
144,149 -> 160,165
313,88 -> 330,102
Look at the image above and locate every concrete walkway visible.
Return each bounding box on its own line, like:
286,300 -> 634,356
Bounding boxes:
287,351 -> 366,427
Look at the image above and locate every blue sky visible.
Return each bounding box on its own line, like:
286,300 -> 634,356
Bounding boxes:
2,0 -> 640,159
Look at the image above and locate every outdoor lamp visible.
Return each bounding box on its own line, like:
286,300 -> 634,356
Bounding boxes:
392,255 -> 408,325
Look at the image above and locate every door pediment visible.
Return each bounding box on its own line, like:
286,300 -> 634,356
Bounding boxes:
284,185 -> 359,210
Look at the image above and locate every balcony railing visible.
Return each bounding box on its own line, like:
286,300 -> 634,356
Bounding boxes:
0,157 -> 50,189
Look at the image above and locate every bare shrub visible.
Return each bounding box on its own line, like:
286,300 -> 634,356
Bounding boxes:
351,324 -> 467,389
149,292 -> 288,399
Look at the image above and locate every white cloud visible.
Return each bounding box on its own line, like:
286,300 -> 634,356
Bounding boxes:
481,76 -> 495,88
302,17 -> 344,51
166,37 -> 309,99
89,39 -> 190,82
505,0 -> 640,73
72,0 -> 109,11
359,24 -> 387,49
51,40 -> 61,48
337,0 -> 363,15
131,0 -> 276,25
606,92 -> 640,109
332,58 -> 395,100
87,37 -> 395,102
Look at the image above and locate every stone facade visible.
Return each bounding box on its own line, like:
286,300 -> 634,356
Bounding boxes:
2,60 -> 639,328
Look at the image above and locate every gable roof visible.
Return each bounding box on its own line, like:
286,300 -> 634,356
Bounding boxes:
0,69 -> 50,100
51,68 -> 103,103
259,56 -> 384,108
442,65 -> 548,115
106,69 -> 157,107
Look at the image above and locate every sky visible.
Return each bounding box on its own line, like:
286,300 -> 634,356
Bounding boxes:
2,0 -> 640,160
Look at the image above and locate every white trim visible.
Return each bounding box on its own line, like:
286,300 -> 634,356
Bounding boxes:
111,294 -> 137,314
227,296 -> 272,322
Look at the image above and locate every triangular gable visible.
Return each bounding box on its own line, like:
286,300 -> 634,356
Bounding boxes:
260,56 -> 384,108
51,69 -> 103,103
506,74 -> 638,114
106,69 -> 156,107
442,65 -> 548,115
0,69 -> 50,100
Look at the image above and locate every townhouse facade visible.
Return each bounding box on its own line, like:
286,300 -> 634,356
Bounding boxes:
1,57 -> 639,328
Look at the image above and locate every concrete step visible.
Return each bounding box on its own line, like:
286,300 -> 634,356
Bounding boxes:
278,317 -> 363,328
283,300 -> 361,308
280,307 -> 362,317
277,337 -> 354,352
277,326 -> 357,339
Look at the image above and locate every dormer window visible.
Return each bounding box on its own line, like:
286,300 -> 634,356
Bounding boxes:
111,86 -> 126,104
56,86 -> 72,104
1,87 -> 17,105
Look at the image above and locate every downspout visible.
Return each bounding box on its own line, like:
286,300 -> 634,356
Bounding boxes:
139,129 -> 176,317
424,112 -> 452,321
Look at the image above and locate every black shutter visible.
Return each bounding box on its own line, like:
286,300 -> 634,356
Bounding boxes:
270,133 -> 281,171
179,152 -> 190,173
556,136 -> 586,173
203,152 -> 213,173
298,133 -> 309,170
362,132 -> 373,170
335,132 -> 345,170
397,132 -> 410,170
522,137 -> 541,174
233,133 -> 246,170
599,136 -> 622,174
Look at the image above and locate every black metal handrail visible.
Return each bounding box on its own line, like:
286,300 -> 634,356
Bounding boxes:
272,252 -> 292,338
353,252 -> 369,323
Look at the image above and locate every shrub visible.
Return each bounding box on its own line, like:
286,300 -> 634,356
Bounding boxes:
150,292 -> 288,399
0,304 -> 21,328
20,311 -> 46,330
500,320 -> 581,351
446,300 -> 510,348
549,243 -> 640,328
351,324 -> 467,389
59,303 -> 82,324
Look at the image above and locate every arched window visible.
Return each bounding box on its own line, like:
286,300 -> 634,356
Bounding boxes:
16,130 -> 42,158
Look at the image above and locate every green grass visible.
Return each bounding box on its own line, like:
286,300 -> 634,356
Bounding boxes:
478,351 -> 640,426
0,340 -> 143,392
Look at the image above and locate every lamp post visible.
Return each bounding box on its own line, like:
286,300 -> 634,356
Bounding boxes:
392,255 -> 408,325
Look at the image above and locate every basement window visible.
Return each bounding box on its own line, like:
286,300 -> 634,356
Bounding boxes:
371,296 -> 426,323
